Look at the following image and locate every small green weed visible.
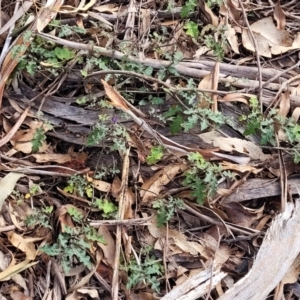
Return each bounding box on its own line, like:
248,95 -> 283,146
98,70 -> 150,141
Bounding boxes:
146,145 -> 164,165
49,21 -> 86,38
184,152 -> 235,204
94,166 -> 120,180
16,35 -> 76,76
123,253 -> 163,292
93,198 -> 118,218
240,96 -> 300,162
181,0 -> 197,18
184,21 -> 199,39
31,128 -> 46,152
87,116 -> 128,151
201,24 -> 228,61
24,206 -> 53,229
64,175 -> 93,198
40,207 -> 105,274
152,196 -> 185,227
31,121 -> 53,153
40,226 -> 92,273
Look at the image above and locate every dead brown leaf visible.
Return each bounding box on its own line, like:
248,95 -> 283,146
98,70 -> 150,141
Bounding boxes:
6,232 -> 36,260
242,17 -> 293,57
199,131 -> 271,161
274,1 -> 286,30
140,163 -> 189,203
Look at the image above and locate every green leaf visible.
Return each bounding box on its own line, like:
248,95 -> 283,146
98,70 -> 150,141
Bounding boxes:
31,127 -> 46,153
95,198 -> 118,214
191,177 -> 206,205
146,145 -> 164,165
184,21 -> 199,38
81,70 -> 88,77
170,114 -> 184,134
150,97 -> 164,105
181,0 -> 197,18
54,47 -> 75,60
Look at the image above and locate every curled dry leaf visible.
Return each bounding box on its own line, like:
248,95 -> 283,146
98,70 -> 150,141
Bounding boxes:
279,89 -> 290,118
0,172 -> 25,210
0,260 -> 38,281
97,226 -> 115,267
282,253 -> 300,284
274,1 -> 286,30
101,79 -> 129,111
221,202 -> 264,228
10,291 -> 32,300
198,73 -> 213,108
60,0 -> 97,14
6,232 -> 36,260
278,90 -> 291,141
93,4 -> 118,14
86,173 -> 111,193
199,131 -> 271,161
292,107 -> 300,122
147,218 -> 208,257
220,161 -> 263,174
32,152 -> 87,164
219,93 -> 251,104
223,23 -> 240,54
242,17 -> 293,57
140,163 -> 189,203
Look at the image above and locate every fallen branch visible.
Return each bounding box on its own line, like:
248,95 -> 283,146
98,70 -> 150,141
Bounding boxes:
161,267 -> 227,300
219,201 -> 300,300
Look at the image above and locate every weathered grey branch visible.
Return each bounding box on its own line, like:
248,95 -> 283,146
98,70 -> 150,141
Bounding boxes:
219,201 -> 300,300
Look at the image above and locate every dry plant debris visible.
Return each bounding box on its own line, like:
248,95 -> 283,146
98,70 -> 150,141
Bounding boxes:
1,0 -> 300,299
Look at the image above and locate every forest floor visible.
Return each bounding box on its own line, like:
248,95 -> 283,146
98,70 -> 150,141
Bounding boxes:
1,0 -> 300,299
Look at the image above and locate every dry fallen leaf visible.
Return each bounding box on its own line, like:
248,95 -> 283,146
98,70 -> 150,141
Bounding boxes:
148,218 -> 208,256
223,23 -> 240,54
220,161 -> 263,174
86,173 -> 111,193
32,152 -> 87,164
199,131 -> 271,161
6,232 -> 36,260
0,172 -> 25,210
274,1 -> 286,30
0,260 -> 38,281
140,163 -> 189,203
97,226 -> 115,267
198,73 -> 213,108
242,17 -> 293,57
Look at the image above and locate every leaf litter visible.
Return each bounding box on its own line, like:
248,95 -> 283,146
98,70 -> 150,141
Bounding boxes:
0,0 -> 300,299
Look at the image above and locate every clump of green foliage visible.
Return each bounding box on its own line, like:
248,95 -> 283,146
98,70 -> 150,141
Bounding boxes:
163,79 -> 227,134
181,0 -> 197,18
206,0 -> 223,8
24,206 -> 53,229
64,175 -> 118,218
123,250 -> 163,292
240,96 -> 300,162
93,197 -> 118,218
184,152 -> 235,204
87,115 -> 129,151
31,121 -> 53,153
201,24 -> 228,61
152,196 -> 185,227
146,145 -> 165,165
64,174 -> 94,198
40,207 -> 105,274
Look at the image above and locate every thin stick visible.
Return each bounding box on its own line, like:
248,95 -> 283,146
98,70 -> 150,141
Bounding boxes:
0,106 -> 30,148
237,0 -> 263,113
111,148 -> 130,300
